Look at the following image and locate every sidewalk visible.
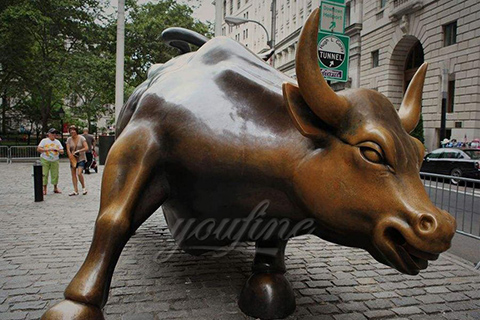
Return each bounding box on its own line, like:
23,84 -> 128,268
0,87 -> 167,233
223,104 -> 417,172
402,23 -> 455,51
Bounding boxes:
0,163 -> 479,320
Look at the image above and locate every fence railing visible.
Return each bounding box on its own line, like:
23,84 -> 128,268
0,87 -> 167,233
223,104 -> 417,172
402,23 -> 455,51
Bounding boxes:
0,146 -> 9,163
420,172 -> 479,240
2,146 -> 40,163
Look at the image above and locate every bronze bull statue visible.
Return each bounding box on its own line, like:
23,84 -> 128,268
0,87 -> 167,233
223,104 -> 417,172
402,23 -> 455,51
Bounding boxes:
42,8 -> 456,320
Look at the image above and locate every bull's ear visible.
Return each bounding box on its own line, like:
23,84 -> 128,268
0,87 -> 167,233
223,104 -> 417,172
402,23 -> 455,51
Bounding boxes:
283,82 -> 328,140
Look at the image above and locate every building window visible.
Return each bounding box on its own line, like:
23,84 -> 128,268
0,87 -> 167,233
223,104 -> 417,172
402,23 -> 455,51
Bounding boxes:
380,0 -> 387,9
245,29 -> 248,38
443,21 -> 457,46
447,80 -> 455,113
223,0 -> 226,17
237,0 -> 240,9
229,0 -> 233,15
372,50 -> 379,68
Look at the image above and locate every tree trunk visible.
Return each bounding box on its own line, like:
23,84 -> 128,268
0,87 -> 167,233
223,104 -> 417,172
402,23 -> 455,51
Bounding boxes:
40,89 -> 53,134
1,91 -> 8,134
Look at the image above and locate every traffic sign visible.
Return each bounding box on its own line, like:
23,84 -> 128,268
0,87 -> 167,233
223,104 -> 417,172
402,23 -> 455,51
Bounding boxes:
320,1 -> 346,34
317,31 -> 350,82
325,0 -> 345,4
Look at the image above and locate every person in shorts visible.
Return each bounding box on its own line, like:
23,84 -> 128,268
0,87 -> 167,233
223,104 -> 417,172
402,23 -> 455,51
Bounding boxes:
37,128 -> 64,195
66,125 -> 89,196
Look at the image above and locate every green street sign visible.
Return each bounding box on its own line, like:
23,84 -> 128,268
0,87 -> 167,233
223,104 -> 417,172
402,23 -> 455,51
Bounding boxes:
325,0 -> 345,4
317,31 -> 350,82
320,1 -> 346,34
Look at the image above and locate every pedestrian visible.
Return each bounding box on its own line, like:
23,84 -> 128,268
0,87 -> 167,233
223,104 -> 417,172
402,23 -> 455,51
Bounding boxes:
82,128 -> 96,174
66,125 -> 88,196
37,128 -> 64,195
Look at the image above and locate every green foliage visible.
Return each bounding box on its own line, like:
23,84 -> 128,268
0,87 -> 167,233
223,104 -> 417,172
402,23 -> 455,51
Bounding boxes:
0,0 -> 105,132
410,113 -> 425,145
0,0 -> 210,135
123,0 -> 211,89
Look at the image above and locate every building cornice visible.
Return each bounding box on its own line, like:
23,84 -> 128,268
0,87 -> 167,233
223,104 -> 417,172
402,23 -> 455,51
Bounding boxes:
277,60 -> 295,73
275,27 -> 302,49
345,23 -> 362,37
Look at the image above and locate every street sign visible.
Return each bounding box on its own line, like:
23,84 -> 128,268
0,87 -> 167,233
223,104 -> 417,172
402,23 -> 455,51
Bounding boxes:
317,31 -> 350,82
325,0 -> 346,4
319,1 -> 346,34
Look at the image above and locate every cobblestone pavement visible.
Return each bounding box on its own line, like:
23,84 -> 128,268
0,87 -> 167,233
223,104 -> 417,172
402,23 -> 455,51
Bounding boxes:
1,162 -> 480,320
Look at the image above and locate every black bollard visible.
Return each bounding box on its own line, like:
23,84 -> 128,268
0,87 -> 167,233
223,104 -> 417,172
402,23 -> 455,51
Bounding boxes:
33,161 -> 43,202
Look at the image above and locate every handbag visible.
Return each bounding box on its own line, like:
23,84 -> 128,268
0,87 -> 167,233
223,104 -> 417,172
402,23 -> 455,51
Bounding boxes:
68,138 -> 78,168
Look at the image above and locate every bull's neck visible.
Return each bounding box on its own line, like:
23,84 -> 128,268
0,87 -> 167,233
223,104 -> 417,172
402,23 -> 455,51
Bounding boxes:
241,133 -> 313,184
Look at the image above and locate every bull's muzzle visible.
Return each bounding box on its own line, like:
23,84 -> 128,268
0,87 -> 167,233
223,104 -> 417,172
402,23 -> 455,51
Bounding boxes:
374,208 -> 456,275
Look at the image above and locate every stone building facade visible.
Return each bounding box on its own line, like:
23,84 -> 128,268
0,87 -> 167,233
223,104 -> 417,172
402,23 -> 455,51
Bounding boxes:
215,0 -> 480,151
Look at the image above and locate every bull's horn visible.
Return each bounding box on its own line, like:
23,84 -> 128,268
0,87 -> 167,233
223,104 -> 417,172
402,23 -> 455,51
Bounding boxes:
398,62 -> 428,133
295,8 -> 349,128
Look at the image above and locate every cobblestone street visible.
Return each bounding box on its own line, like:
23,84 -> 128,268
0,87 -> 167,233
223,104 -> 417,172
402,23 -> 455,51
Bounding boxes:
1,162 -> 480,320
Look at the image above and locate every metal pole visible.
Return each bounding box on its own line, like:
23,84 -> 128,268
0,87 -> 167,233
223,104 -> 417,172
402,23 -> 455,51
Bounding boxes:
246,20 -> 271,48
33,161 -> 43,202
270,0 -> 276,67
115,0 -> 125,125
439,66 -> 448,147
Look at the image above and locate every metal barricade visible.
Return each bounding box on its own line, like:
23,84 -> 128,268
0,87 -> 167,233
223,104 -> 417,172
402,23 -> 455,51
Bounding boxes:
420,172 -> 480,240
9,146 -> 39,162
0,146 -> 9,163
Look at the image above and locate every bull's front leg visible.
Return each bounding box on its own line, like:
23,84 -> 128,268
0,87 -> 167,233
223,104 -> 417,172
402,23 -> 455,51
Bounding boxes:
41,125 -> 168,320
238,239 -> 296,319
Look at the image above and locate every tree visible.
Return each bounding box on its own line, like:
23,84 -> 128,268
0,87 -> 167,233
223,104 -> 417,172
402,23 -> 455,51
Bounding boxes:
0,0 -> 105,133
66,42 -> 116,131
410,114 -> 425,145
0,0 -> 211,136
122,0 -> 211,93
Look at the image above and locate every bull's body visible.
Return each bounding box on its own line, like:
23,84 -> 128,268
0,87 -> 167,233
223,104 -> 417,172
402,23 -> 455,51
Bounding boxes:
118,38 -> 315,249
42,9 -> 456,320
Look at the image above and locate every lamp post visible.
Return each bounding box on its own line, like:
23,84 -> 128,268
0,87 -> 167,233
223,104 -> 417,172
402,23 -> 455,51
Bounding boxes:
225,16 -> 272,49
115,0 -> 125,125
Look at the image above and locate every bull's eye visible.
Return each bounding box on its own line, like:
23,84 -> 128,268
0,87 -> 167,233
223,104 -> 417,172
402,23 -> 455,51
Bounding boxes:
360,147 -> 383,163
357,142 -> 385,165
360,147 -> 383,164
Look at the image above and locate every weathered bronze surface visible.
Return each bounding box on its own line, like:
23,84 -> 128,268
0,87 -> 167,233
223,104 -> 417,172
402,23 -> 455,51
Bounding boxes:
41,8 -> 456,320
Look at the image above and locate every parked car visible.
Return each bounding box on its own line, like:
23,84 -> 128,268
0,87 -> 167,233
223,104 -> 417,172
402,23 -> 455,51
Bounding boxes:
421,148 -> 480,184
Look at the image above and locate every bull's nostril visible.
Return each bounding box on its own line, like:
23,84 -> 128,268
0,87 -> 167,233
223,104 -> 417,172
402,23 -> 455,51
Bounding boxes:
419,214 -> 436,233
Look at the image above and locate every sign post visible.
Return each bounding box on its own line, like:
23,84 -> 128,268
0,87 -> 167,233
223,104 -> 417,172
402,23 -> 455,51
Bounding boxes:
317,32 -> 350,82
318,0 -> 350,82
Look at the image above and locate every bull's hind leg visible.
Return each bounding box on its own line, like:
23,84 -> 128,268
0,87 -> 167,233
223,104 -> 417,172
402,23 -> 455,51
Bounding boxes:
238,239 -> 296,319
42,125 -> 168,320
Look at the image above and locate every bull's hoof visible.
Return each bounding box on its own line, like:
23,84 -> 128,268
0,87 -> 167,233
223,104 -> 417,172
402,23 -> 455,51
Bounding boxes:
238,272 -> 296,319
41,300 -> 104,320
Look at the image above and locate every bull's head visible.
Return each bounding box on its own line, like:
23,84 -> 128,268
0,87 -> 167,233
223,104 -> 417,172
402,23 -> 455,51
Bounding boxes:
283,9 -> 456,275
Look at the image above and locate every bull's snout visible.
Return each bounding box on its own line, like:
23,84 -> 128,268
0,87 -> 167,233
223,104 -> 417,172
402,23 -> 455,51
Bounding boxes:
374,208 -> 456,275
412,210 -> 456,253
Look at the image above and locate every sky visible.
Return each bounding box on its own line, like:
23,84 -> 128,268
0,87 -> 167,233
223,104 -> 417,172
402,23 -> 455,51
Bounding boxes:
109,0 -> 216,23
181,0 -> 215,22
